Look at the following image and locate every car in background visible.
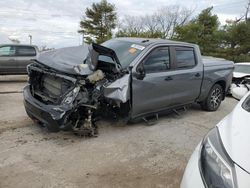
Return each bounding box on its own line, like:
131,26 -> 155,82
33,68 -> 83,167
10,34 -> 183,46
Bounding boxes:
181,90 -> 250,188
0,44 -> 39,74
231,76 -> 250,100
234,62 -> 250,79
231,62 -> 250,92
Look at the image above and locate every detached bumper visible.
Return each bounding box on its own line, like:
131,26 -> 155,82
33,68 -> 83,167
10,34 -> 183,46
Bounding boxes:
181,143 -> 205,188
23,85 -> 70,131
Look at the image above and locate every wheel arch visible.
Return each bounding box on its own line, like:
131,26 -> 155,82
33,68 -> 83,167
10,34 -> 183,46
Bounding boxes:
214,80 -> 226,100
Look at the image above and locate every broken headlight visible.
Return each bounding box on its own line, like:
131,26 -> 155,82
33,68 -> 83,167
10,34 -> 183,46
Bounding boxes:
62,87 -> 80,105
200,128 -> 237,188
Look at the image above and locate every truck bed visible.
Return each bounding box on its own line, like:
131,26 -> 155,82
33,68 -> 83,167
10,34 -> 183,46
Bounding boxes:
197,56 -> 234,102
202,56 -> 234,67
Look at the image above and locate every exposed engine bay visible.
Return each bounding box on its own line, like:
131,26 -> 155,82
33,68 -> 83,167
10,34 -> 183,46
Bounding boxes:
26,44 -> 131,136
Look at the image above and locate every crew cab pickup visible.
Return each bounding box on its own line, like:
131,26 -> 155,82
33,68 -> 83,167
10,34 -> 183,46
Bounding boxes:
23,38 -> 234,136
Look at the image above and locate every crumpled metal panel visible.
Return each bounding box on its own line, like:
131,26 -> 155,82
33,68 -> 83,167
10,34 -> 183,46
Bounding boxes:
37,44 -> 93,75
37,43 -> 121,76
103,74 -> 130,103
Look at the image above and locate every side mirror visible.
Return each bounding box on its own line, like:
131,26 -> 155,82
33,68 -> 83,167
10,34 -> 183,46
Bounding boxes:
232,86 -> 249,101
134,64 -> 145,80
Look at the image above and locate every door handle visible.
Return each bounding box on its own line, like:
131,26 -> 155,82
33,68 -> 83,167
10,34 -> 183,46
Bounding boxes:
195,73 -> 201,77
165,76 -> 173,81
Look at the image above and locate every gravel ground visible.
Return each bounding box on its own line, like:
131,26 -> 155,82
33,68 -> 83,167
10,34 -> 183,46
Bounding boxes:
0,77 -> 238,188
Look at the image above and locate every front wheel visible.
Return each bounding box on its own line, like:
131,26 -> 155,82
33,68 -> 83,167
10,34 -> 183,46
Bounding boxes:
201,84 -> 223,111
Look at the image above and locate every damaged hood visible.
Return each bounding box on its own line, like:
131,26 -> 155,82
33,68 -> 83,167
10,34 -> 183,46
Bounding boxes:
37,45 -> 92,75
37,43 -> 121,76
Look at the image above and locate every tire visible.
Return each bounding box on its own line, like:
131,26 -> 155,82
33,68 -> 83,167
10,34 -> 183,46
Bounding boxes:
201,84 -> 223,111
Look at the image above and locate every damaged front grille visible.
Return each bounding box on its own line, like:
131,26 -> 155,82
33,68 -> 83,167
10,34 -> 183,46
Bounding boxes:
43,75 -> 62,96
29,64 -> 75,104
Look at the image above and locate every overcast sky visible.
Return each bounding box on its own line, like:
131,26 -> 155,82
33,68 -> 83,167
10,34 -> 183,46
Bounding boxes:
0,0 -> 247,48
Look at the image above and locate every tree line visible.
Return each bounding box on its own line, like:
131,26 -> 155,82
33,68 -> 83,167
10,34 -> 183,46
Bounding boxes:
78,0 -> 250,62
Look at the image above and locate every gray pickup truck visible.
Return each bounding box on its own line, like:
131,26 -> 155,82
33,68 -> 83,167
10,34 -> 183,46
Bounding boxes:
0,44 -> 39,74
23,38 -> 234,136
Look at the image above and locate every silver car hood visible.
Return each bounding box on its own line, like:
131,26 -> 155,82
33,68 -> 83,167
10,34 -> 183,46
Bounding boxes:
217,92 -> 250,173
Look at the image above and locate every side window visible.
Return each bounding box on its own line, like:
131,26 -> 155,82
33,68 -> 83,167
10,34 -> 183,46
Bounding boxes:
0,46 -> 15,56
143,47 -> 170,73
16,46 -> 36,56
175,47 -> 196,69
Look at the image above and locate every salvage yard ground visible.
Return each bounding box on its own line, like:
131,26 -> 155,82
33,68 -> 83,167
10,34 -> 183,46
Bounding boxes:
0,76 -> 238,188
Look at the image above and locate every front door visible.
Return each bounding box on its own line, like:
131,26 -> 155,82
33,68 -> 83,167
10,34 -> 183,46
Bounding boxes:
132,46 -> 175,117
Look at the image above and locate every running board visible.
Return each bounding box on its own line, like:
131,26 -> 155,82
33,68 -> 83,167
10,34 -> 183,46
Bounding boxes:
173,106 -> 187,116
141,106 -> 188,125
142,113 -> 159,126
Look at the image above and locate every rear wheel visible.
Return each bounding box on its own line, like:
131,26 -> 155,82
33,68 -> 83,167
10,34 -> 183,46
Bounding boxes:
201,84 -> 223,111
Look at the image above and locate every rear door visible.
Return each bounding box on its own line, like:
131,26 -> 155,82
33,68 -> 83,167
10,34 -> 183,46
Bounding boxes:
0,45 -> 17,74
15,46 -> 37,73
168,46 -> 203,105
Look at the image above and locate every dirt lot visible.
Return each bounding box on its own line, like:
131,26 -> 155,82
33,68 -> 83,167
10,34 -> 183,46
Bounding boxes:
0,76 -> 238,188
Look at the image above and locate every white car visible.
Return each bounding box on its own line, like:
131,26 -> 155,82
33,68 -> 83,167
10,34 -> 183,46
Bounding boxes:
181,91 -> 250,188
231,62 -> 250,94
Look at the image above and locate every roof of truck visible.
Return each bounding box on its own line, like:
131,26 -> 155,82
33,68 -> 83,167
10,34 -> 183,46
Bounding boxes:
114,37 -> 197,47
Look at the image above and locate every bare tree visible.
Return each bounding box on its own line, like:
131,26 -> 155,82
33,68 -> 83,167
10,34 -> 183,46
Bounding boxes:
155,5 -> 193,38
143,14 -> 159,36
117,15 -> 144,37
235,0 -> 250,23
116,5 -> 193,39
245,0 -> 250,22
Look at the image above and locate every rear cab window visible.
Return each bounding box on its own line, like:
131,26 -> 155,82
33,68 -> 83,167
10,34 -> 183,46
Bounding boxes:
16,46 -> 36,56
175,47 -> 196,69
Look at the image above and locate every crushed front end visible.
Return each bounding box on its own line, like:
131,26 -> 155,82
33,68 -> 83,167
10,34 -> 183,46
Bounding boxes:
24,54 -> 130,136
